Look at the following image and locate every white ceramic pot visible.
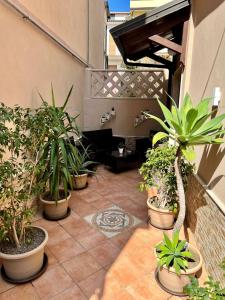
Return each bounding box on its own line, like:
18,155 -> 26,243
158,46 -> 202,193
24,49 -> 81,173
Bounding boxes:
40,190 -> 71,219
154,243 -> 203,295
0,226 -> 48,281
147,198 -> 175,229
73,174 -> 88,189
118,148 -> 124,155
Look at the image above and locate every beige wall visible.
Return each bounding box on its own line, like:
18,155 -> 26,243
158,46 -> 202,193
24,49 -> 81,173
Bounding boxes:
182,0 -> 225,205
0,0 -> 106,126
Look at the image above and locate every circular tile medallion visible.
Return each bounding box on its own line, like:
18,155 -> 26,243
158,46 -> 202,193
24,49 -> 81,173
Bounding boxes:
92,208 -> 134,233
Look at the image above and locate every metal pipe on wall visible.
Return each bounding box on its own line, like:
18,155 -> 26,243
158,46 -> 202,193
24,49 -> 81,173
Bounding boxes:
1,0 -> 89,67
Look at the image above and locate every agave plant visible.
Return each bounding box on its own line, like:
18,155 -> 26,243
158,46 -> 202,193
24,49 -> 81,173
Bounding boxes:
145,94 -> 225,232
155,231 -> 193,275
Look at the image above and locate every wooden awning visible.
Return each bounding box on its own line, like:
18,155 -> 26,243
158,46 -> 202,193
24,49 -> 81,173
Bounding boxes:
110,0 -> 191,70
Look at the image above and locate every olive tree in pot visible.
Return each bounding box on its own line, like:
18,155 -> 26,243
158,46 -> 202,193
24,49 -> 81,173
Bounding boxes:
139,146 -> 193,229
33,86 -> 81,220
0,104 -> 48,283
68,145 -> 96,190
145,94 -> 225,294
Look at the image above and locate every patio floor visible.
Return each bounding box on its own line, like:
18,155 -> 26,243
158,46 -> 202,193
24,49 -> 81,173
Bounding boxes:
0,166 -> 206,300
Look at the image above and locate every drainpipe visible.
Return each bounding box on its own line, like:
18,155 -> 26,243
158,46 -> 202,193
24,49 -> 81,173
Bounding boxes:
2,0 -> 89,67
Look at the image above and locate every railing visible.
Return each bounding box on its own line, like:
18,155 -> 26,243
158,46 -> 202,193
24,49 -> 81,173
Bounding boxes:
87,68 -> 167,100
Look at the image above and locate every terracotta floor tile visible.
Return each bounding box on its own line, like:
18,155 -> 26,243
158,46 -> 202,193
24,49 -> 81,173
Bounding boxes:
44,246 -> 58,269
0,283 -> 39,300
62,252 -> 102,282
48,237 -> 85,263
51,284 -> 87,300
78,269 -> 106,298
0,276 -> 15,294
32,265 -> 73,299
91,197 -> 113,209
88,240 -> 120,267
47,225 -> 71,247
70,198 -> 98,217
57,210 -> 81,225
79,191 -> 103,203
77,228 -> 106,250
33,217 -> 58,231
110,228 -> 135,250
61,218 -> 92,240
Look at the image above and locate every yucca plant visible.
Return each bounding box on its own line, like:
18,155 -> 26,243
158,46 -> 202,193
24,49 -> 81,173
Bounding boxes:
155,231 -> 193,275
68,145 -> 96,176
145,94 -> 225,232
31,85 -> 81,201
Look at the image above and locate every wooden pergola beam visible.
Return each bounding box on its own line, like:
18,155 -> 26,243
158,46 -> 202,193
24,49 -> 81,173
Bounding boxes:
149,35 -> 182,54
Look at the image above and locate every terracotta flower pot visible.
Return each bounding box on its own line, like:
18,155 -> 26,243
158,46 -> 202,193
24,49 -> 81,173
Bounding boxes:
0,226 -> 48,281
147,186 -> 158,198
147,198 -> 175,229
154,243 -> 203,295
40,190 -> 71,220
73,174 -> 88,190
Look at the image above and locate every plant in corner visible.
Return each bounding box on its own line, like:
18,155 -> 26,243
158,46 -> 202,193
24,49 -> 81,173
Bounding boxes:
0,104 -> 48,282
145,94 -> 225,295
139,145 -> 193,229
32,85 -> 81,220
145,94 -> 225,232
155,231 -> 202,295
68,145 -> 96,190
184,258 -> 225,299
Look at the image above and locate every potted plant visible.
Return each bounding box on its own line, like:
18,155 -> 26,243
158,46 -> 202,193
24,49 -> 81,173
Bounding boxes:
118,142 -> 125,155
184,259 -> 225,299
155,231 -> 203,295
0,104 -> 48,282
145,94 -> 225,232
33,85 -> 81,220
139,146 -> 193,229
68,145 -> 96,190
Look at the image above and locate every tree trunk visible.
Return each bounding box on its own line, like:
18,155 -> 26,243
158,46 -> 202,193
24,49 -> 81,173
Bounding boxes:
173,151 -> 186,233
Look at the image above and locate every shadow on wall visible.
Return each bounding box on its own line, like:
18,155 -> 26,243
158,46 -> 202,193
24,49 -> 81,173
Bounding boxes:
198,144 -> 225,186
192,0 -> 225,26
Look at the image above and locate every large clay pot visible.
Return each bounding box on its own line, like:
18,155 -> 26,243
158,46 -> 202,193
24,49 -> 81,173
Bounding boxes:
73,174 -> 88,190
0,226 -> 48,281
40,190 -> 71,220
155,243 -> 203,295
147,198 -> 175,229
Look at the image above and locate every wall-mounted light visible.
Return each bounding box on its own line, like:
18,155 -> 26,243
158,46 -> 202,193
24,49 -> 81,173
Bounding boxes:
213,87 -> 221,107
100,107 -> 116,126
134,109 -> 150,127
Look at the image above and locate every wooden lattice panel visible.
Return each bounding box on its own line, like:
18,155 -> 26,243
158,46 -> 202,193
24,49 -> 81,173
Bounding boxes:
90,70 -> 166,99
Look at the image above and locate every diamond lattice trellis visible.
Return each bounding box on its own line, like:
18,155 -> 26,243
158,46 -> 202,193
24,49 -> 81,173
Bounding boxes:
90,70 -> 166,99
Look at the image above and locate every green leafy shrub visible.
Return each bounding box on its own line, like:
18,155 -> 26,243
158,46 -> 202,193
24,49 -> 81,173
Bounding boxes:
155,230 -> 193,275
0,104 -> 43,248
139,145 -> 193,211
184,259 -> 225,299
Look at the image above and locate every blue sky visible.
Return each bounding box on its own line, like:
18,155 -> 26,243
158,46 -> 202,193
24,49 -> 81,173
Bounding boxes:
108,0 -> 130,12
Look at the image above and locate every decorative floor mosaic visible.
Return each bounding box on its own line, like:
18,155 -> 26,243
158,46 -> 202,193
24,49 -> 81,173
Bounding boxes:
84,205 -> 142,237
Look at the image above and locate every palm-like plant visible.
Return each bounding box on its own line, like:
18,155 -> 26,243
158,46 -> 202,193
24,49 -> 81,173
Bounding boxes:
31,85 -> 81,201
145,94 -> 225,232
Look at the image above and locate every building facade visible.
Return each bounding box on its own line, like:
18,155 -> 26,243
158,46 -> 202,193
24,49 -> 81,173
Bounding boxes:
0,0 -> 108,127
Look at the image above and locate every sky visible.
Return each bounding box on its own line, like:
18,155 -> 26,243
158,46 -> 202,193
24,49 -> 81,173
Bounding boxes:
108,0 -> 130,12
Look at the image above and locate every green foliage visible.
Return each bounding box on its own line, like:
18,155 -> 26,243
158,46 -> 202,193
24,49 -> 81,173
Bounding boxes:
184,259 -> 225,299
156,231 -> 193,275
0,104 -> 43,248
68,145 -> 96,176
139,145 -> 193,211
32,85 -> 81,201
145,94 -> 225,161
